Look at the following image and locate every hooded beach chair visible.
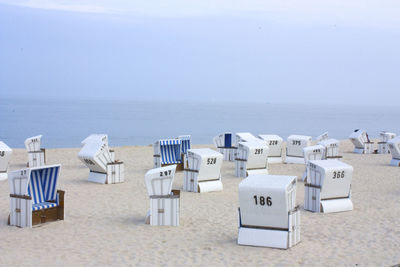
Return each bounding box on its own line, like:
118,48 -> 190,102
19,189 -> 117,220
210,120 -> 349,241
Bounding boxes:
153,139 -> 183,169
78,139 -> 124,184
183,148 -> 223,193
235,140 -> 269,178
238,174 -> 300,249
25,135 -> 46,167
258,134 -> 283,163
349,129 -> 373,154
81,134 -> 115,161
316,131 -> 329,142
388,136 -> 400,166
302,145 -> 325,182
145,165 -> 180,226
378,131 -> 396,154
304,160 -> 353,213
213,132 -> 235,161
8,164 -> 64,228
318,138 -> 341,159
285,135 -> 312,164
0,141 -> 13,181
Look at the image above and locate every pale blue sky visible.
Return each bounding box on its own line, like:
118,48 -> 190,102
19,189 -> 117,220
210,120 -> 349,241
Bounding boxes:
1,1 -> 399,104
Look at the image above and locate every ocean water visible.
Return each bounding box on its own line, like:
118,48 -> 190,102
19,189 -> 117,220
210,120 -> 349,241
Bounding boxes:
1,97 -> 399,148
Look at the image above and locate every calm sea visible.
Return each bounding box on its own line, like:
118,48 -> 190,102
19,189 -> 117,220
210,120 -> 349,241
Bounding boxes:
1,97 -> 399,148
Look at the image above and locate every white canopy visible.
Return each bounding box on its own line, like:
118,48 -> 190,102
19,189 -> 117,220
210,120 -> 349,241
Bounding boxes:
78,140 -> 112,173
186,149 -> 223,182
24,135 -> 43,152
145,165 -> 177,196
81,134 -> 108,146
0,141 -> 13,173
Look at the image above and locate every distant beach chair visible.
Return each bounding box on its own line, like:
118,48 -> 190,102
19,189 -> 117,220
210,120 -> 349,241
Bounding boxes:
349,129 -> 373,154
153,139 -> 183,170
316,131 -> 329,142
258,134 -> 283,164
8,164 -> 64,228
285,135 -> 312,164
235,132 -> 259,146
238,174 -> 300,249
183,148 -> 223,193
178,135 -> 191,156
302,145 -> 325,182
0,141 -> 13,181
25,135 -> 46,167
145,165 -> 180,226
235,140 -> 269,178
81,134 -> 115,161
388,136 -> 400,166
78,138 -> 124,184
378,131 -> 396,154
213,132 -> 235,161
304,160 -> 353,213
318,138 -> 342,159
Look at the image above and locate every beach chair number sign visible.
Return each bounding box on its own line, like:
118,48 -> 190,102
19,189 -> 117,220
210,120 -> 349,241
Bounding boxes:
253,195 -> 272,206
292,140 -> 301,145
0,151 -> 4,157
255,149 -> 264,155
160,170 -> 172,177
207,158 -> 217,165
333,171 -> 345,179
269,140 -> 278,146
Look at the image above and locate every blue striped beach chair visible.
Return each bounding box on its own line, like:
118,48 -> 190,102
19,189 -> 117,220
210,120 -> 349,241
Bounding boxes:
178,135 -> 191,155
8,164 -> 65,228
153,139 -> 182,169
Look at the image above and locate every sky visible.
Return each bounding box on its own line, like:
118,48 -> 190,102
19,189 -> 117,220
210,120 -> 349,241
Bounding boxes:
0,0 -> 399,104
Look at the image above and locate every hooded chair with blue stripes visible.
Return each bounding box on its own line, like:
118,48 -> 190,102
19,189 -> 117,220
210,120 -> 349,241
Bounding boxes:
153,136 -> 191,170
8,164 -> 64,228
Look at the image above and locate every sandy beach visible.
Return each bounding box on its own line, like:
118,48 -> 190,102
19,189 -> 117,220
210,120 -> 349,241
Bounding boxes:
0,140 -> 399,266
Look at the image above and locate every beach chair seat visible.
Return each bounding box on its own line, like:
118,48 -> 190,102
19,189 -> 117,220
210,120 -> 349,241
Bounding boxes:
304,160 -> 353,213
349,129 -> 373,154
213,132 -> 236,161
258,134 -> 283,163
378,131 -> 396,154
285,135 -> 312,164
153,139 -> 183,169
78,138 -> 124,184
302,145 -> 325,182
0,141 -> 13,181
145,165 -> 179,226
235,140 -> 268,178
183,148 -> 223,193
238,174 -> 300,249
25,135 -> 46,167
8,164 -> 64,228
388,136 -> 400,166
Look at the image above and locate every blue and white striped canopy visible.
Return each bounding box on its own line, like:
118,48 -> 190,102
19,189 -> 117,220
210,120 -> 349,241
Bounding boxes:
27,165 -> 60,211
160,139 -> 182,165
179,135 -> 191,154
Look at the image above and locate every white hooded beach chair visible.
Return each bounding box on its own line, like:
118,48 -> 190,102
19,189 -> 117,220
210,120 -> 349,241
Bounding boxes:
378,131 -> 396,154
316,132 -> 329,142
388,136 -> 400,166
302,145 -> 325,182
78,139 -> 124,184
153,139 -> 183,169
318,138 -> 341,159
0,141 -> 13,181
238,174 -> 300,249
213,132 -> 235,161
25,135 -> 46,167
81,134 -> 115,161
235,140 -> 269,178
258,134 -> 283,163
145,165 -> 180,226
183,148 -> 223,193
235,132 -> 259,146
304,160 -> 353,213
8,164 -> 64,228
285,135 -> 312,164
349,129 -> 373,154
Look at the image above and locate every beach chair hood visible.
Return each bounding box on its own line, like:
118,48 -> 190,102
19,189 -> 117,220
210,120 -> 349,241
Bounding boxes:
0,141 -> 13,172
24,135 -> 43,152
